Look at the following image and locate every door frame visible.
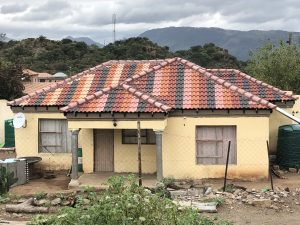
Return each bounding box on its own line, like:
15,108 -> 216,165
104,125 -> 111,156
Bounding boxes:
93,129 -> 114,172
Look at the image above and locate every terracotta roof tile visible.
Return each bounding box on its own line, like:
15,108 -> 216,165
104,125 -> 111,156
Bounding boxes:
9,58 -> 295,112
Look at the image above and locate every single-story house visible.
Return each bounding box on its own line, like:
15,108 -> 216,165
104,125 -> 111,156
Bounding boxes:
8,58 -> 298,186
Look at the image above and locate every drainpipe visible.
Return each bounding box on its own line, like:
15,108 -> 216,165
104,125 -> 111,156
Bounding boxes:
276,107 -> 300,124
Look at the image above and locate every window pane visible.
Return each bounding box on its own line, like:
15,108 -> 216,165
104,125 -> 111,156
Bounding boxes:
39,119 -> 71,153
196,126 -> 236,165
122,129 -> 156,144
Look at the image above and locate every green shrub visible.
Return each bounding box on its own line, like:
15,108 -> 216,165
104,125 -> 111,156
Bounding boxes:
29,175 -> 232,225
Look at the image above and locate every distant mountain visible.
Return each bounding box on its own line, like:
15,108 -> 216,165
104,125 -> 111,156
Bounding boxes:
139,27 -> 300,61
65,36 -> 103,47
0,34 -> 13,42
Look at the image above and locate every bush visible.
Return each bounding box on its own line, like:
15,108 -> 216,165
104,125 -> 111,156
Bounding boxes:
29,175 -> 232,225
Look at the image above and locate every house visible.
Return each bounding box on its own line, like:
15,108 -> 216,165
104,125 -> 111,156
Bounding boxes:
0,82 -> 52,157
8,58 -> 298,186
23,69 -> 67,83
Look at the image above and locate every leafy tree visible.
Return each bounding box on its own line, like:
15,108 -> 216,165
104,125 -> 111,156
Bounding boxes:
0,61 -> 24,100
246,41 -> 300,94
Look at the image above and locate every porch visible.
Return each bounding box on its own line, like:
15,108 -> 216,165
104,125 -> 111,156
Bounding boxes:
78,172 -> 157,189
67,118 -> 167,188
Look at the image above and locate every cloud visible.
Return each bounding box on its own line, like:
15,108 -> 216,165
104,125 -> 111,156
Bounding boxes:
1,3 -> 28,14
14,0 -> 72,21
1,0 -> 300,43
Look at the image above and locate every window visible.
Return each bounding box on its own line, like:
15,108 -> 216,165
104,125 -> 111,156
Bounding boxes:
122,129 -> 156,144
196,126 -> 236,165
39,119 -> 71,153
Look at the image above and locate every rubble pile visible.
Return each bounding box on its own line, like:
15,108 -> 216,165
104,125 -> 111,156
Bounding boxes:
168,181 -> 300,213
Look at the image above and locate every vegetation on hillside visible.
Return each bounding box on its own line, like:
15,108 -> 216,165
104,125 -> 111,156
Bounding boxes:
246,41 -> 300,94
0,60 -> 24,100
175,43 -> 244,69
0,36 -> 243,76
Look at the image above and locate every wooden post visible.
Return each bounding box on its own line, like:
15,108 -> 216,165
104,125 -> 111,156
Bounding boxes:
137,121 -> 142,186
223,140 -> 231,192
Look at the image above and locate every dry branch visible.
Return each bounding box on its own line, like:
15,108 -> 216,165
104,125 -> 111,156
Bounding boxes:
6,198 -> 49,214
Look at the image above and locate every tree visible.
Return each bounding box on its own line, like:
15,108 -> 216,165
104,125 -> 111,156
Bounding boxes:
0,61 -> 24,100
246,41 -> 300,93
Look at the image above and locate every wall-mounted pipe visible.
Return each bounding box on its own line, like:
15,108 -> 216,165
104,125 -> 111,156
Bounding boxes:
276,107 -> 300,124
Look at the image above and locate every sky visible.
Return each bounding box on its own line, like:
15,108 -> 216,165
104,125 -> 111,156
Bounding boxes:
0,0 -> 300,44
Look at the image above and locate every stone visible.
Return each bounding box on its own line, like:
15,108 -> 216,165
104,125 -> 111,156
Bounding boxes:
284,187 -> 290,192
288,168 -> 297,173
68,179 -> 80,189
273,165 -> 280,170
83,198 -> 91,205
170,190 -> 187,197
204,187 -> 212,196
62,200 -> 71,206
34,199 -> 49,206
251,199 -> 272,208
51,198 -> 62,206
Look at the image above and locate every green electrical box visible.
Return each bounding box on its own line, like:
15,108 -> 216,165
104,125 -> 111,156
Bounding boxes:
4,119 -> 15,148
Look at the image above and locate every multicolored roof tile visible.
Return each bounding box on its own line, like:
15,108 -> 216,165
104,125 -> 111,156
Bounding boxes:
9,58 -> 296,113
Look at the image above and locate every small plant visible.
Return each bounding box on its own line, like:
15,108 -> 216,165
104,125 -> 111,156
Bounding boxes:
202,197 -> 225,206
162,177 -> 175,187
34,191 -> 47,200
0,166 -> 18,195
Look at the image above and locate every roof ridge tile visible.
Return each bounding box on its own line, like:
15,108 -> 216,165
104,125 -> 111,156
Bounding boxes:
233,69 -> 298,100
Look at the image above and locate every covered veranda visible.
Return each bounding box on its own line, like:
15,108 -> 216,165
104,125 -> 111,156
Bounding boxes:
66,114 -> 167,189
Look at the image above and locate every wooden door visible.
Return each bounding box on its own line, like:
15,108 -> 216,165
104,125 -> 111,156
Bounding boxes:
94,129 -> 114,172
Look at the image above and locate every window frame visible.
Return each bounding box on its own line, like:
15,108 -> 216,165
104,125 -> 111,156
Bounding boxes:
122,129 -> 156,145
38,119 -> 71,153
195,125 -> 237,165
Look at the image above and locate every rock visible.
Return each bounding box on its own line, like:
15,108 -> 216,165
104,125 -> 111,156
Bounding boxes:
204,187 -> 212,196
34,199 -> 49,206
170,190 -> 187,198
61,200 -> 71,206
51,198 -> 62,206
83,198 -> 90,205
288,168 -> 297,173
284,187 -> 290,192
270,205 -> 279,210
173,200 -> 217,213
252,199 -> 272,208
273,165 -> 280,170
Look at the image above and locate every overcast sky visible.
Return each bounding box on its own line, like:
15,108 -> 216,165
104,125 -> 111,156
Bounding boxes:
0,0 -> 299,44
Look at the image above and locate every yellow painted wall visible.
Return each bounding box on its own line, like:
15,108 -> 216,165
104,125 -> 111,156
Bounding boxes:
269,109 -> 293,153
163,116 -> 270,180
114,129 -> 156,174
14,112 -> 72,170
0,100 -> 14,144
269,96 -> 300,153
79,129 -> 94,173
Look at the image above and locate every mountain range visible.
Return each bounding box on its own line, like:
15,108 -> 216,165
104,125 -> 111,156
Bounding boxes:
139,27 -> 300,60
65,36 -> 103,47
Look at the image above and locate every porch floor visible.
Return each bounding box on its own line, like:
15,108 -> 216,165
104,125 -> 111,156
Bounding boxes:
78,172 -> 157,189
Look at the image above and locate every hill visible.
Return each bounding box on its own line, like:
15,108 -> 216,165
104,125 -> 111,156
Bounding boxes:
65,36 -> 103,47
139,27 -> 300,60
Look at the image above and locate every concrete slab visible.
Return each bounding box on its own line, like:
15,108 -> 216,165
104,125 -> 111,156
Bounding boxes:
78,172 -> 157,189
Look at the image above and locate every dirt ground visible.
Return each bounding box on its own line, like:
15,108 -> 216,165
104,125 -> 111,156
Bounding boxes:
1,172 -> 299,225
10,172 -> 70,195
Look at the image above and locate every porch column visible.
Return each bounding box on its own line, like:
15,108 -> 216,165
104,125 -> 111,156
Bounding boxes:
155,130 -> 163,181
69,129 -> 80,189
